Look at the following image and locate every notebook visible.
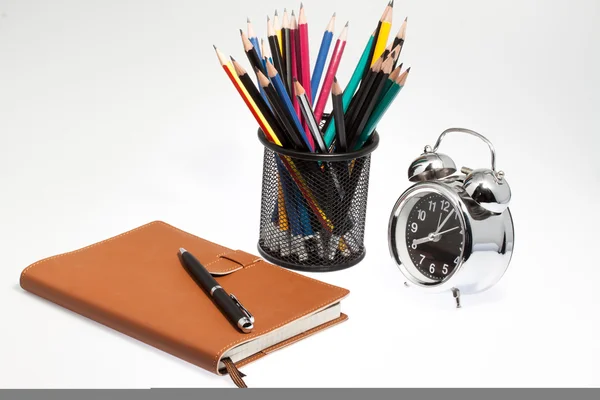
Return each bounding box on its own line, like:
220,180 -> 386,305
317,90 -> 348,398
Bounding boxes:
20,221 -> 349,386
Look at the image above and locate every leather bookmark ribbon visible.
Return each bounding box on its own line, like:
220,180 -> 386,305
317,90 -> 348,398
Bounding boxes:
222,358 -> 248,388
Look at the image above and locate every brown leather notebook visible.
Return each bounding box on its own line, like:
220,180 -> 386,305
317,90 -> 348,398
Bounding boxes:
20,221 -> 349,387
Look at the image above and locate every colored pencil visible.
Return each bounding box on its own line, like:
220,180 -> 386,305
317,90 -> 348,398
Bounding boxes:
266,60 -> 313,151
240,29 -> 268,101
282,9 -> 293,95
392,17 -> 407,69
273,10 -> 283,55
331,78 -> 347,152
344,56 -> 383,136
267,16 -> 285,78
323,31 -> 375,147
297,3 -> 312,104
216,48 -> 334,233
311,13 -> 335,103
371,4 -> 393,65
313,22 -> 349,124
247,18 -> 262,62
257,68 -> 306,151
230,57 -> 289,148
366,1 -> 392,74
289,11 -> 301,120
381,63 -> 402,99
354,67 -> 409,149
349,54 -> 395,145
213,46 -> 280,146
294,79 -> 327,154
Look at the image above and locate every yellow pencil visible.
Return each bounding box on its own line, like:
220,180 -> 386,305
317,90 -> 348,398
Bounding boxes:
372,7 -> 393,65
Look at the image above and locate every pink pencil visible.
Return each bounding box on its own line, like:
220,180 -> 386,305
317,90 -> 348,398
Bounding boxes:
314,22 -> 349,124
290,11 -> 302,121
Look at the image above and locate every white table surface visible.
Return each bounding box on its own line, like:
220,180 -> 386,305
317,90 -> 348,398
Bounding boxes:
1,0 -> 599,388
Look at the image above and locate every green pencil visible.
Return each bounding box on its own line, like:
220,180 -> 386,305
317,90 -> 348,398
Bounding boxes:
324,32 -> 376,147
353,67 -> 410,150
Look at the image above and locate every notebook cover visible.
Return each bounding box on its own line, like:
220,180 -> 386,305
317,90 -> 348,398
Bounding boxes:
20,221 -> 349,375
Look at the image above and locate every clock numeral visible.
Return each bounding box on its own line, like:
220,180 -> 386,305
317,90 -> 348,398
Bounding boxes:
429,263 -> 436,274
454,256 -> 461,265
411,242 -> 417,250
419,254 -> 426,265
441,200 -> 450,212
442,264 -> 449,275
428,201 -> 436,212
418,210 -> 426,221
411,222 -> 418,233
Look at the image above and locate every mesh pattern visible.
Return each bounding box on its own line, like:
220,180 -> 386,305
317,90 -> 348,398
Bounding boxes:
257,146 -> 374,272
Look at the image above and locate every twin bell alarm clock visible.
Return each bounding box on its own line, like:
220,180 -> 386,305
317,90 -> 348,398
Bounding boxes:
388,128 -> 514,307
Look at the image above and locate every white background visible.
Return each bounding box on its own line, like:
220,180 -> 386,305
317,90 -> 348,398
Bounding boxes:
1,0 -> 599,388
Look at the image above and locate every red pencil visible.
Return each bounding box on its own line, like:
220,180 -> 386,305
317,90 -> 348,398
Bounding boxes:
313,22 -> 349,123
289,11 -> 302,121
298,3 -> 311,103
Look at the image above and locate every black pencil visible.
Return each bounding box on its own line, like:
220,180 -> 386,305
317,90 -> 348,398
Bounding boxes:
231,57 -> 291,149
256,69 -> 306,151
331,78 -> 347,153
241,30 -> 266,74
344,57 -> 383,135
267,16 -> 285,78
282,9 -> 293,96
349,54 -> 395,147
392,17 -> 407,69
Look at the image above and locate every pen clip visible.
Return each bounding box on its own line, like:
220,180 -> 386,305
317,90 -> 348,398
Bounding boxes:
230,294 -> 254,323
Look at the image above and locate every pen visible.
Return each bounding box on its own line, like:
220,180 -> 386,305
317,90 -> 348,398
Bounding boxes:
179,248 -> 254,334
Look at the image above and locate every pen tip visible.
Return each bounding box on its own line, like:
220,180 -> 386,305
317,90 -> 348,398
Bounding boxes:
179,248 -> 187,255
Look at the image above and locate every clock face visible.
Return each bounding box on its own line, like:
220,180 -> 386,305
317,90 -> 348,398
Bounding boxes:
405,192 -> 465,281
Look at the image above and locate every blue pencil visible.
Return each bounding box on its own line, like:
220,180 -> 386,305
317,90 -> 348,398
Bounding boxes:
265,60 -> 313,151
310,13 -> 336,103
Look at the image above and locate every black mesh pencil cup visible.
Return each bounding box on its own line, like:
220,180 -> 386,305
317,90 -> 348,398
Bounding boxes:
257,131 -> 379,272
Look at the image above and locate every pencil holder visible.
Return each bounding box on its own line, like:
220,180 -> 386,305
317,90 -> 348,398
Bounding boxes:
257,131 -> 379,272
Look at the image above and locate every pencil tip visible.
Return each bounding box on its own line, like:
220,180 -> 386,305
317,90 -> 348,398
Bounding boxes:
334,76 -> 338,83
239,28 -> 243,35
284,7 -> 287,12
230,56 -> 236,62
390,0 -> 395,6
274,9 -> 278,16
267,15 -> 270,21
405,16 -> 408,22
293,77 -> 298,82
332,12 -> 336,17
300,2 -> 304,9
213,44 -> 217,50
345,21 -> 349,27
406,67 -> 411,72
247,17 -> 251,23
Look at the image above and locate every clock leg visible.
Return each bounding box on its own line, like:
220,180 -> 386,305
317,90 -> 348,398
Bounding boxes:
452,287 -> 462,309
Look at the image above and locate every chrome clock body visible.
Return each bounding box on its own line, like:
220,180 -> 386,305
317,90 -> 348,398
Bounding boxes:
389,179 -> 514,294
388,128 -> 514,305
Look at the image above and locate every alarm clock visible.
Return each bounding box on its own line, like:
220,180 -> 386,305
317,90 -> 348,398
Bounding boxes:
388,128 -> 514,307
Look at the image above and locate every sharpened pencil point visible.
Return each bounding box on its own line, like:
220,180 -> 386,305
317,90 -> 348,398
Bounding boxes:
239,29 -> 243,35
213,44 -> 217,50
229,56 -> 236,62
406,67 -> 411,72
405,16 -> 408,22
267,15 -> 270,21
291,10 -> 295,16
274,9 -> 278,16
345,21 -> 349,27
247,17 -> 251,23
390,0 -> 395,7
334,76 -> 338,83
300,2 -> 304,9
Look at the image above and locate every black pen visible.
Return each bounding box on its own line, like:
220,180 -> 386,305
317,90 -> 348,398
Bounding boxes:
179,248 -> 254,333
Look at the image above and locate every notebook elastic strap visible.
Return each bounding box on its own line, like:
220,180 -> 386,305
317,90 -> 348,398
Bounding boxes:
222,358 -> 248,388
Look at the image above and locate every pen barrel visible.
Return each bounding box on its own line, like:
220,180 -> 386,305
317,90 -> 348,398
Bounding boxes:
181,252 -> 219,291
212,289 -> 249,330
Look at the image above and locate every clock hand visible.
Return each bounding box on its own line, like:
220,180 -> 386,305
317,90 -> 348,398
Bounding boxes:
436,213 -> 443,230
412,233 -> 437,246
436,226 -> 460,236
435,209 -> 455,234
